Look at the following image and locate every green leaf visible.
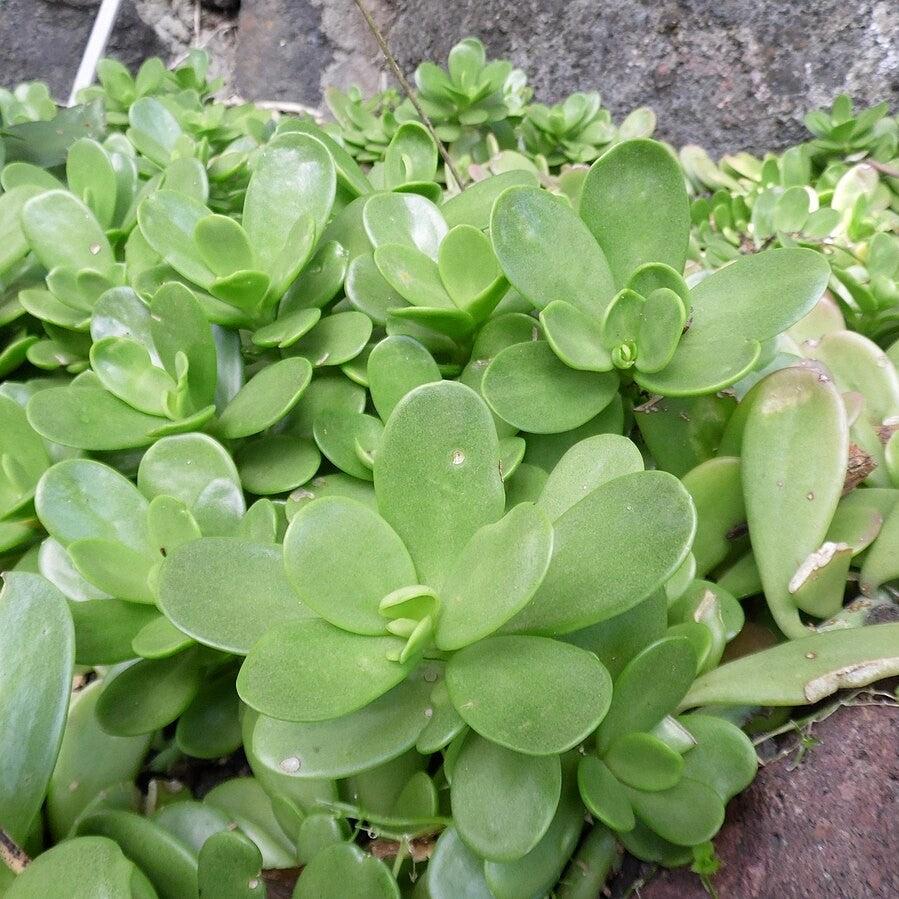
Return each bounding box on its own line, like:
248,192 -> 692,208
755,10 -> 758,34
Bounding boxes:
679,714 -> 757,802
284,496 -> 416,635
507,470 -> 696,635
345,253 -> 407,325
682,622 -> 899,708
742,366 -> 848,637
0,393 -> 49,518
637,249 -> 829,395
158,536 -> 314,653
451,732 -> 561,861
601,288 -> 643,351
537,433 -> 643,523
0,184 -> 44,275
634,393 -> 736,477
176,669 -> 242,759
307,407 -> 378,479
438,224 -> 507,318
90,337 -> 177,417
636,288 -> 686,373
604,732 -> 684,791
288,311 -> 373,368
138,432 -> 244,536
210,270 -> 272,314
681,457 -> 745,577
68,599 -> 158,666
295,813 -> 349,865
577,756 -> 635,832
47,679 -> 151,840
626,778 -> 724,846
861,502 -> 899,595
251,665 -> 436,779
76,809 -> 199,898
580,139 -> 690,286
0,573 -> 74,842
238,619 -> 410,721
426,827 -> 494,899
133,613 -> 195,659
127,97 -> 182,165
5,837 -> 136,899
446,635 -> 612,755
383,121 -> 438,185
565,591 -> 667,680
21,189 -> 113,274
139,188 -> 218,285
293,842 -> 400,899
216,357 -> 312,439
491,186 -> 615,315
374,381 -> 505,587
483,340 -> 619,433
194,214 -> 255,277
35,459 -> 151,553
442,170 -> 539,230
68,538 -> 156,603
198,830 -> 265,899
363,191 -> 447,260
244,133 -> 336,276
539,301 -> 613,372
436,502 -> 553,650
596,636 -> 697,753
2,99 -> 105,168
95,649 -> 203,736
201,777 -> 295,870
150,282 -> 218,414
66,138 -> 117,228
280,240 -> 349,314
483,780 -> 583,899
367,335 -> 441,421
252,307 -> 321,350
374,243 -> 454,307
236,434 -> 321,495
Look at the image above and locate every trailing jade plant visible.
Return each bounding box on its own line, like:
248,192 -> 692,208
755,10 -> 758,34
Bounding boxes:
1,45 -> 899,899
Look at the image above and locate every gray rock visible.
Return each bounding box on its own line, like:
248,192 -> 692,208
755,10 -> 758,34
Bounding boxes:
0,0 -> 166,102
233,0 -> 388,104
233,0 -> 899,155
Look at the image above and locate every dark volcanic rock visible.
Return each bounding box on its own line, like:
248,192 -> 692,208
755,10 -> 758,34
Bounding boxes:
232,0 -> 899,155
0,0 -> 166,101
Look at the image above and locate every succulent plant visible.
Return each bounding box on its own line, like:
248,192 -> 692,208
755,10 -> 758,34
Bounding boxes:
324,85 -> 401,163
394,37 -> 530,174
1,44 -> 899,899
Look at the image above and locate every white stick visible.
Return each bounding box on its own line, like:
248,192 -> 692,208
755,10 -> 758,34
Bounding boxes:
68,0 -> 123,106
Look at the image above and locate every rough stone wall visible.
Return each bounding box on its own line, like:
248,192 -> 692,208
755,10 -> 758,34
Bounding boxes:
2,0 -> 899,157
230,0 -> 899,155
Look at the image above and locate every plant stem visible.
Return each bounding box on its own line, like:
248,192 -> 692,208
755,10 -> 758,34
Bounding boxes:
556,824 -> 621,899
0,830 -> 30,875
350,0 -> 465,190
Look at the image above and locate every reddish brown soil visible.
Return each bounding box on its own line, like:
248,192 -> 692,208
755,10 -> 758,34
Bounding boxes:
618,701 -> 899,898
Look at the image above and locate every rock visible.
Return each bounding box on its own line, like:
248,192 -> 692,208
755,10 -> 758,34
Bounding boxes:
232,0 -> 899,155
613,700 -> 899,898
0,0 -> 166,101
233,0 -> 388,104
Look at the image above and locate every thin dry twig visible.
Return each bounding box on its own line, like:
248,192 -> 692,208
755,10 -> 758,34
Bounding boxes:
369,835 -> 437,862
169,20 -> 238,69
350,0 -> 464,190
865,159 -> 899,179
0,829 -> 30,875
